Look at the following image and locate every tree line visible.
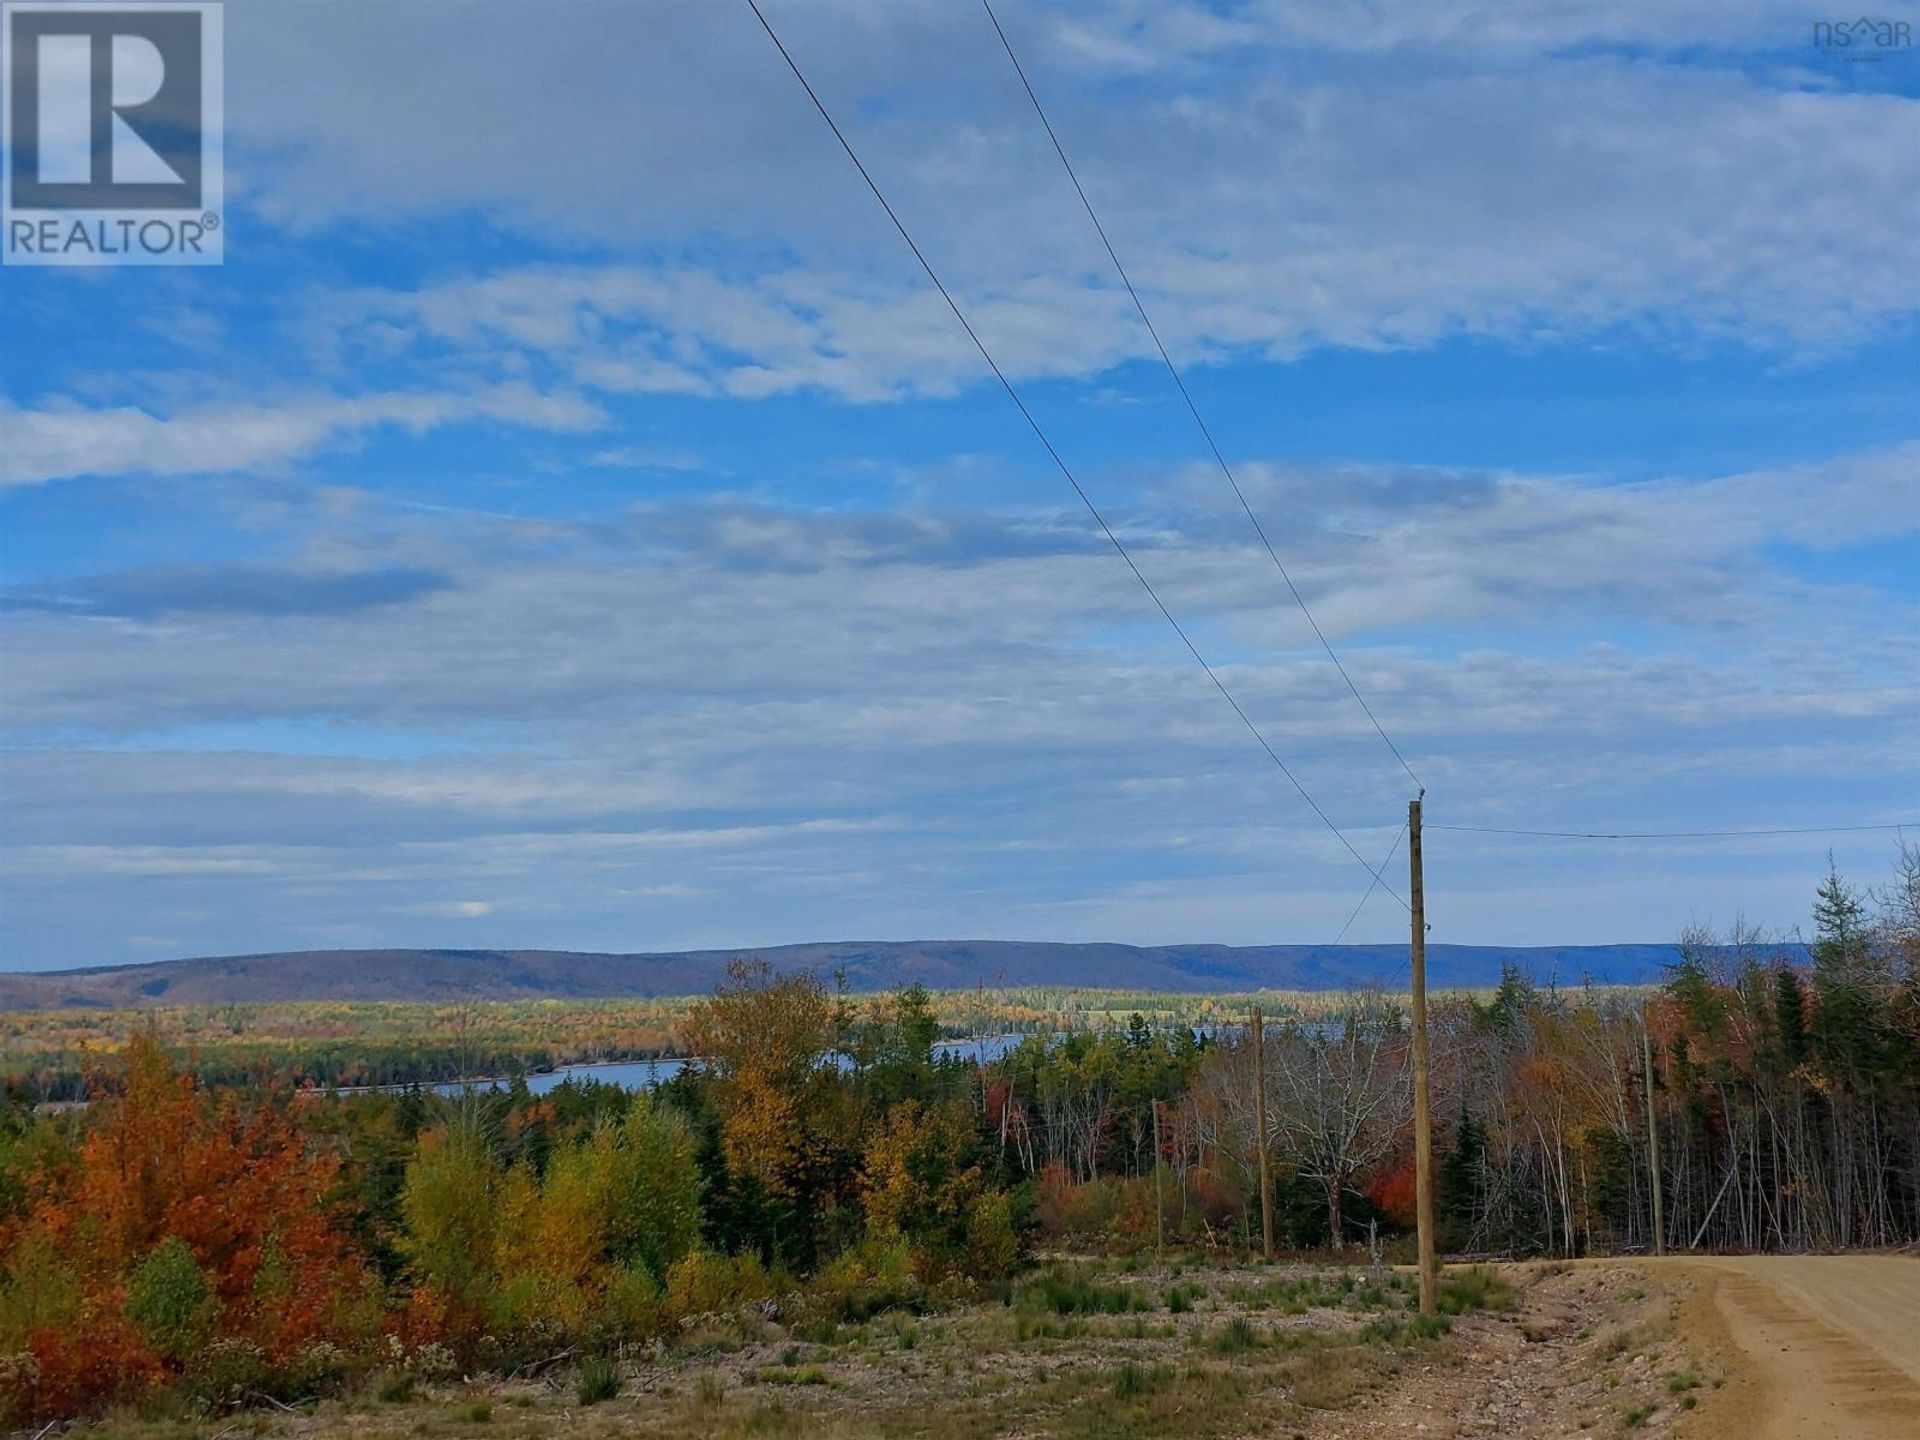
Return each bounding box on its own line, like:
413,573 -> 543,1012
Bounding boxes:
1,848 -> 1915,1423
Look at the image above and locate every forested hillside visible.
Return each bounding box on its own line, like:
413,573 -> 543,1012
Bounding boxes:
1,850 -> 1913,1426
0,940 -> 1736,1010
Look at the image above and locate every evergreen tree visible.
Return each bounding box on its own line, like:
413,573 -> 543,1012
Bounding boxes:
1811,862 -> 1870,975
1773,967 -> 1809,1069
1476,964 -> 1534,1037
1809,864 -> 1880,1086
1437,1108 -> 1485,1251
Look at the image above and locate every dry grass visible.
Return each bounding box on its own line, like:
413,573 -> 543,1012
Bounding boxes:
58,1256 -> 1614,1440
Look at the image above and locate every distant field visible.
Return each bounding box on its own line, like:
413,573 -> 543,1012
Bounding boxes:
0,984 -> 1647,1101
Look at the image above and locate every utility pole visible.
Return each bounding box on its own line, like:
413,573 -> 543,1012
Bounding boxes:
1409,797 -> 1438,1317
1152,1099 -> 1165,1256
1251,1003 -> 1273,1260
1643,1015 -> 1665,1257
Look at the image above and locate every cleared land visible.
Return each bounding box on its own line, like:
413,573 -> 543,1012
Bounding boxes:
67,1258 -> 1744,1440
48,1255 -> 1920,1438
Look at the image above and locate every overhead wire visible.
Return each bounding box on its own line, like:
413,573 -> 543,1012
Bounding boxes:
973,6 -> 1911,879
1333,823 -> 1407,945
1428,821 -> 1915,841
741,0 -> 1407,908
976,0 -> 1424,796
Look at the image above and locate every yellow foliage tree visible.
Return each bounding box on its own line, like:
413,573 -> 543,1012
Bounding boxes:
682,960 -> 839,1198
861,1100 -> 1016,1278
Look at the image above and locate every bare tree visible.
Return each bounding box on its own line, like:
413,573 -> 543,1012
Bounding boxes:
1874,836 -> 1920,969
1261,993 -> 1413,1248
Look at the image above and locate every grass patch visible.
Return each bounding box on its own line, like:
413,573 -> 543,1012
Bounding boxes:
1437,1265 -> 1513,1314
1013,1312 -> 1088,1342
1022,1267 -> 1150,1317
1051,1363 -> 1252,1440
1279,1342 -> 1397,1410
1211,1315 -> 1261,1354
741,1400 -> 796,1435
372,1371 -> 415,1405
576,1354 -> 621,1406
757,1365 -> 829,1387
1360,1312 -> 1449,1344
1112,1361 -> 1174,1399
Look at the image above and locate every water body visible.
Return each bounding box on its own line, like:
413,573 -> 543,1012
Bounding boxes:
421,1034 -> 1029,1098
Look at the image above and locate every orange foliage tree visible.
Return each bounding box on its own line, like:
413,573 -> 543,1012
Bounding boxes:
1,1032 -> 370,1420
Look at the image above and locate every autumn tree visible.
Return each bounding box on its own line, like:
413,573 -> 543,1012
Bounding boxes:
397,1121 -> 500,1316
681,960 -> 840,1201
1259,996 -> 1412,1249
860,1100 -> 1016,1277
1,1034 -> 368,1421
598,1097 -> 703,1282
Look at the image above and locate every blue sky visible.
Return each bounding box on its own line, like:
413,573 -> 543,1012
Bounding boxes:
3,0 -> 1917,970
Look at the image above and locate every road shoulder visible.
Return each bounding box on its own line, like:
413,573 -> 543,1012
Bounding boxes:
1676,1257 -> 1920,1440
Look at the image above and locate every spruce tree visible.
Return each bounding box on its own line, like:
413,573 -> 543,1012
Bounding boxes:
1438,1108 -> 1485,1251
1773,966 -> 1809,1069
1811,862 -> 1870,975
1809,863 -> 1879,1089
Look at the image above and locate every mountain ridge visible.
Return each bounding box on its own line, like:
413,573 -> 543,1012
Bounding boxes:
0,939 -> 1794,1011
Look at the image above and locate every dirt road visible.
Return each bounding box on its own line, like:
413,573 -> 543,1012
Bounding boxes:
1673,1255 -> 1920,1440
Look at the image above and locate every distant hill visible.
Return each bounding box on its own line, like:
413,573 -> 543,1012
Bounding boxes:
0,939 -> 1789,1011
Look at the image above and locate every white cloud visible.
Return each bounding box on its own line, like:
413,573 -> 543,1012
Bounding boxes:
216,3 -> 1920,383
5,446 -> 1913,738
408,900 -> 494,919
3,443 -> 1914,965
0,385 -> 606,488
4,0 -> 1915,967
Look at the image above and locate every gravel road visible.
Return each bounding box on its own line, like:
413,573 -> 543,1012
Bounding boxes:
1673,1254 -> 1920,1440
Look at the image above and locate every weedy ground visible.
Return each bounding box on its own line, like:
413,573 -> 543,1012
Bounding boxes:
63,1256 -> 1724,1440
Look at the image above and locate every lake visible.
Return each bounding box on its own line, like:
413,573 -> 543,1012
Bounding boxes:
422,1033 -> 1029,1097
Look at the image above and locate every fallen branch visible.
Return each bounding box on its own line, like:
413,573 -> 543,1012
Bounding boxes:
524,1344 -> 579,1378
247,1389 -> 316,1413
1690,1164 -> 1740,1252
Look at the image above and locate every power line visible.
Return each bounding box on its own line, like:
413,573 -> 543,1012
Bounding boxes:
1333,822 -> 1407,944
742,0 -> 1406,909
977,0 -> 1424,796
1429,821 -> 1915,841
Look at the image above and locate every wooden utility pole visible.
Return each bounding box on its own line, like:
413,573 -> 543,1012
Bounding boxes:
1643,1017 -> 1665,1256
1251,1004 -> 1273,1260
1152,1099 -> 1165,1255
1409,798 -> 1438,1316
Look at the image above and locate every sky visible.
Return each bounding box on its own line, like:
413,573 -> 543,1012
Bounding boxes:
2,0 -> 1918,972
